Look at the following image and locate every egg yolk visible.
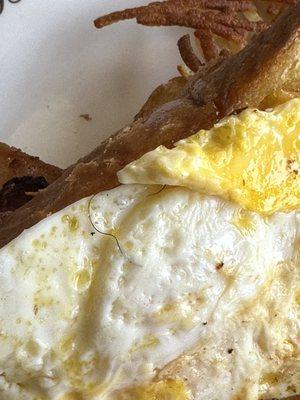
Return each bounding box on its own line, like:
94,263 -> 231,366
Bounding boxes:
118,99 -> 300,215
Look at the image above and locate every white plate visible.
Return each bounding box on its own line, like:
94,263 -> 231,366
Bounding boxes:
0,0 -> 186,168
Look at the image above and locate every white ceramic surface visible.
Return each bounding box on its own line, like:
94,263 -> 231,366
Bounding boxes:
0,0 -> 186,168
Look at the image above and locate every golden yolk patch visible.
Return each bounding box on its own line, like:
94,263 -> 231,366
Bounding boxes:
118,99 -> 300,215
115,379 -> 191,400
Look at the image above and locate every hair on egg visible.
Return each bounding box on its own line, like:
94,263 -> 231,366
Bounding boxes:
87,185 -> 168,264
87,194 -> 125,257
147,185 -> 167,197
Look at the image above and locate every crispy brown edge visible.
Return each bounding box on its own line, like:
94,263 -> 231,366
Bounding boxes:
0,5 -> 299,249
0,142 -> 62,188
189,3 -> 300,115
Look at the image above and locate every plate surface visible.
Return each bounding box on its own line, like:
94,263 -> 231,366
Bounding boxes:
0,0 -> 185,167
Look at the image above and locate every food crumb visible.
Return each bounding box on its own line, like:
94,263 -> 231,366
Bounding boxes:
80,114 -> 92,121
216,261 -> 224,270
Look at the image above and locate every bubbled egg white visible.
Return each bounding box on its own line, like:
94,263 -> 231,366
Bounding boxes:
0,184 -> 298,400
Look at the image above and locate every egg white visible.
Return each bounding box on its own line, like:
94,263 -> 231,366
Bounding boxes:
0,184 -> 298,400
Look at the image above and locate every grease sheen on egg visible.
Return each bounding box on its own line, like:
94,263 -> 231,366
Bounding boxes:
118,99 -> 300,215
0,184 -> 298,400
0,100 -> 299,400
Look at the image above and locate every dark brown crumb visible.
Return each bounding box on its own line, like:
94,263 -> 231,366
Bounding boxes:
80,114 -> 92,121
227,348 -> 234,354
216,261 -> 224,270
287,159 -> 299,175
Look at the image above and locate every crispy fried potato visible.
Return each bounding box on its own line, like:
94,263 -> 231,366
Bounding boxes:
0,142 -> 62,188
0,143 -> 62,217
0,4 -> 299,248
189,3 -> 300,115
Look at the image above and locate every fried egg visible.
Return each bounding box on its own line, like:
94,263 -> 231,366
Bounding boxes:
0,185 -> 299,400
0,100 -> 299,400
119,99 -> 300,215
